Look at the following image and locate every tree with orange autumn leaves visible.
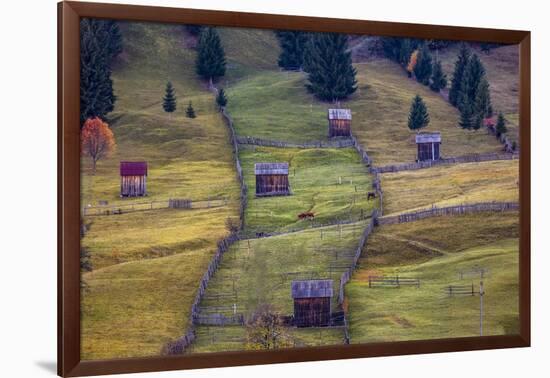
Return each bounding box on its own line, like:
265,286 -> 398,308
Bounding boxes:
407,49 -> 418,75
81,117 -> 116,174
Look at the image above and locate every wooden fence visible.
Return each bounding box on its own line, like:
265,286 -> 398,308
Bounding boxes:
350,134 -> 372,166
378,202 -> 519,226
445,284 -> 477,297
337,210 -> 378,306
237,136 -> 355,149
371,152 -> 519,174
194,313 -> 245,326
161,327 -> 195,356
368,275 -> 420,288
222,108 -> 248,230
82,198 -> 227,216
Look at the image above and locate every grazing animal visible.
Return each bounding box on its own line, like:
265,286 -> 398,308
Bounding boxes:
367,191 -> 377,201
298,212 -> 315,220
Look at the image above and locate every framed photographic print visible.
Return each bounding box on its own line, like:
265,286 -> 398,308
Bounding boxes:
58,1 -> 530,376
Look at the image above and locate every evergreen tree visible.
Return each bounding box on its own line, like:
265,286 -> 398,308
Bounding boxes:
80,18 -> 116,125
216,88 -> 228,109
474,77 -> 493,118
413,44 -> 433,85
408,95 -> 430,131
276,31 -> 309,70
461,53 -> 485,103
458,98 -> 475,129
186,102 -> 196,118
162,81 -> 177,115
304,32 -> 357,102
398,38 -> 414,67
496,112 -> 507,136
429,60 -> 447,92
196,27 -> 226,87
449,44 -> 471,107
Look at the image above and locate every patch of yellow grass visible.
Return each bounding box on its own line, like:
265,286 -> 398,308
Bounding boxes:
381,160 -> 519,215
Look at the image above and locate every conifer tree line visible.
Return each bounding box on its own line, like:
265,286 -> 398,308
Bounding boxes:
380,37 -> 447,92
80,19 -> 123,126
448,44 -> 493,130
275,31 -> 309,70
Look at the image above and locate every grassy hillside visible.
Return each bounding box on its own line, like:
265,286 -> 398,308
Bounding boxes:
189,221 -> 368,353
225,59 -> 503,165
239,146 -> 377,235
81,22 -> 240,359
347,213 -> 519,342
380,159 -> 519,215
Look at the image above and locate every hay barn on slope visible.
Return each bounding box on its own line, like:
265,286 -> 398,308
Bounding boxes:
291,279 -> 333,327
415,132 -> 441,161
120,161 -> 148,197
254,162 -> 290,197
328,108 -> 352,137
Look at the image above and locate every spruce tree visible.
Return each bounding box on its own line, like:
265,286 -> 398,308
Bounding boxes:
474,77 -> 492,118
398,39 -> 414,67
305,32 -> 357,102
408,95 -> 430,131
276,31 -> 309,70
449,44 -> 470,107
80,18 -> 116,125
413,44 -> 433,85
429,60 -> 447,92
458,98 -> 475,129
216,88 -> 228,109
461,53 -> 485,103
186,102 -> 196,118
196,27 -> 226,87
162,81 -> 177,115
496,112 -> 507,136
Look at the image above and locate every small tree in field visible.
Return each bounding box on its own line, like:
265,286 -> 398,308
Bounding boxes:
81,117 -> 116,174
162,81 -> 177,116
408,95 -> 430,131
186,102 -> 196,118
246,304 -> 292,350
496,112 -> 507,136
216,88 -> 228,110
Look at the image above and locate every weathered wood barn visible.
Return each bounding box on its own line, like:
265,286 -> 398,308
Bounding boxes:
328,108 -> 352,137
415,132 -> 441,161
291,279 -> 333,327
254,162 -> 290,197
120,161 -> 148,197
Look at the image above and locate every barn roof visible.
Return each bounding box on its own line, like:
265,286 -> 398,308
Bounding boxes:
254,162 -> 289,175
291,279 -> 333,299
415,132 -> 441,144
120,161 -> 148,176
328,108 -> 352,120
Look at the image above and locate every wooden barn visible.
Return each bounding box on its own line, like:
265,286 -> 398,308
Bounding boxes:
328,108 -> 352,137
120,161 -> 148,197
415,132 -> 441,161
254,163 -> 290,197
291,279 -> 333,327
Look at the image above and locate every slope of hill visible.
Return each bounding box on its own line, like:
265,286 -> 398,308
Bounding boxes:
81,22 -> 240,359
347,213 -> 519,342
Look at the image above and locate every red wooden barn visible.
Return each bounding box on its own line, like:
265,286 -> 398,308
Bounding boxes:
120,161 -> 148,197
328,108 -> 352,137
291,279 -> 333,327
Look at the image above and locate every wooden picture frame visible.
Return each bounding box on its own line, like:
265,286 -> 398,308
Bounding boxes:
58,1 -> 531,376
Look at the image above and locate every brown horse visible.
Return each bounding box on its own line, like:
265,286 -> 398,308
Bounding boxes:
367,192 -> 377,201
298,212 -> 315,220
